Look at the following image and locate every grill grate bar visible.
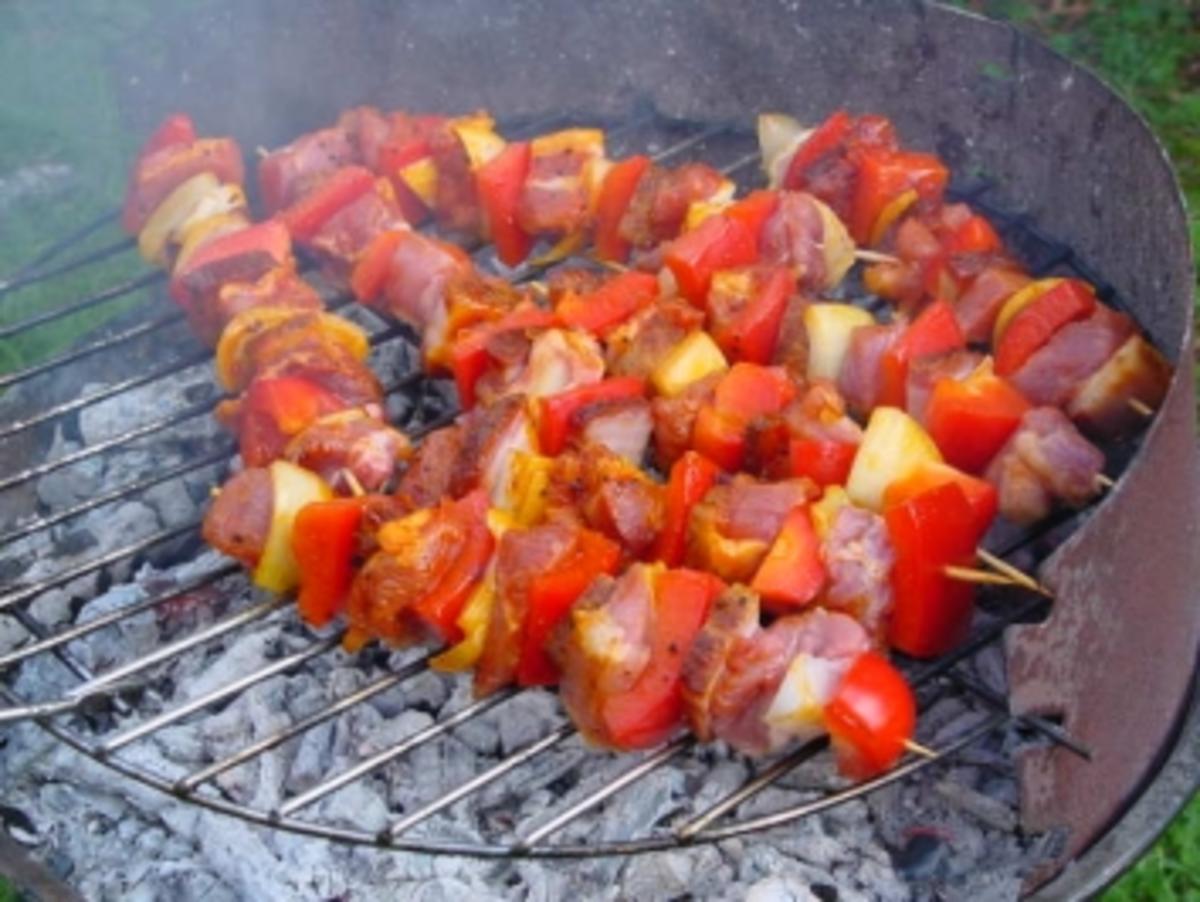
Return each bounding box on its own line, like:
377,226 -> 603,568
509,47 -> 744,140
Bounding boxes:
0,310 -> 185,391
0,520 -> 203,613
176,658 -> 430,792
0,210 -> 120,293
0,562 -> 241,672
518,735 -> 694,848
277,688 -> 519,817
385,724 -> 576,839
0,346 -> 212,441
0,237 -> 136,300
0,270 -> 163,342
696,713 -> 1007,842
72,596 -> 290,700
101,634 -> 343,754
950,670 -> 1091,760
0,445 -> 231,546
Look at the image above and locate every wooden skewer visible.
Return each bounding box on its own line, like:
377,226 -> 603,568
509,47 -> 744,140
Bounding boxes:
210,486 -> 222,498
341,469 -> 366,498
903,738 -> 938,760
595,258 -> 630,273
975,548 -> 1053,598
1127,397 -> 1154,417
854,249 -> 900,265
943,565 -> 1022,589
1095,473 -> 1115,490
528,280 -> 549,299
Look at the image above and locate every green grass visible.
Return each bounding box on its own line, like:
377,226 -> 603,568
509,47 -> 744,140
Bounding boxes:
953,4 -> 1200,897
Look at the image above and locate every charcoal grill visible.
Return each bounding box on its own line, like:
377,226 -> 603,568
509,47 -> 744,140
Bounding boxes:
0,1 -> 1197,897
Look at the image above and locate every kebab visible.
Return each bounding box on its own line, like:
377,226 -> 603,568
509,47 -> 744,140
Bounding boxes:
121,110 -> 1152,777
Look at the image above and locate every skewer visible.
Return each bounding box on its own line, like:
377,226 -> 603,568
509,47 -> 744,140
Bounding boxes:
1127,397 -> 1154,417
975,548 -> 1053,598
903,738 -> 938,760
943,566 -> 1022,589
853,249 -> 900,265
341,469 -> 366,498
1095,473 -> 1115,490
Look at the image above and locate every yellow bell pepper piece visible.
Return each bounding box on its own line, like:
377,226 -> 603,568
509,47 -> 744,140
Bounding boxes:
398,156 -> 438,208
449,114 -> 506,170
138,172 -> 221,266
507,452 -> 554,527
253,462 -> 332,594
846,407 -> 943,511
813,197 -> 857,289
530,128 -> 605,160
651,331 -> 730,397
992,278 -> 1068,345
809,486 -> 850,540
803,303 -> 876,382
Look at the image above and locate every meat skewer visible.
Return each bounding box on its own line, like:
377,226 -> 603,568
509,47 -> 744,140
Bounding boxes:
119,105 -> 1161,777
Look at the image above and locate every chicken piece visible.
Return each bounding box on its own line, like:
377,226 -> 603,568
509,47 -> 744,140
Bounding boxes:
258,126 -> 358,214
772,293 -> 812,378
450,394 -> 537,505
686,601 -> 870,756
202,467 -> 273,567
686,476 -> 816,583
170,220 -> 293,313
837,322 -> 903,417
423,271 -> 526,370
546,446 -> 664,559
549,565 -> 659,743
393,424 -> 464,511
1067,334 -> 1172,439
760,191 -> 850,291
650,371 -> 720,467
189,266 -> 324,347
284,409 -> 412,494
309,179 -> 408,278
607,297 -> 706,379
516,149 -> 591,237
985,407 -> 1106,525
1010,306 -> 1134,408
124,137 -> 246,234
820,504 -> 894,642
682,586 -> 761,741
618,162 -> 728,250
336,106 -> 392,170
479,328 -> 606,406
954,265 -> 1030,344
429,120 -> 483,237
377,231 -> 471,333
473,520 -> 582,697
745,380 -> 863,479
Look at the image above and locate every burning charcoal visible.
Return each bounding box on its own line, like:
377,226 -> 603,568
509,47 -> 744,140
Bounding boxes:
933,778 -> 1018,833
744,875 -> 827,902
891,830 -> 949,881
496,690 -> 561,756
319,783 -> 390,834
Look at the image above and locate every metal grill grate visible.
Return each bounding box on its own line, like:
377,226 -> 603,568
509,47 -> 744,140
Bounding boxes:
0,108 -> 1116,858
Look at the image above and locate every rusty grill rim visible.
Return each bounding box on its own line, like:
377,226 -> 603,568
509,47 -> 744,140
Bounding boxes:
1,107 -> 1160,864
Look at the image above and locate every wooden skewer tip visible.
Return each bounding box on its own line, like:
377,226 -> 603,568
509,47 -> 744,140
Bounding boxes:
342,469 -> 367,498
853,249 -> 900,265
974,548 -> 1054,598
903,738 -> 938,760
1127,397 -> 1154,417
1095,473 -> 1116,490
943,565 -> 1022,588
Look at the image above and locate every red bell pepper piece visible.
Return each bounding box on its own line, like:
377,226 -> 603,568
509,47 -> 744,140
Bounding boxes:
538,376 -> 646,455
278,166 -> 377,241
925,367 -> 1031,473
710,266 -> 793,365
723,190 -> 780,248
237,376 -> 345,467
693,364 -> 798,471
594,155 -> 651,262
410,490 -> 495,644
349,229 -> 405,302
884,460 -> 998,542
878,300 -> 966,407
994,280 -> 1097,376
293,498 -> 365,627
825,651 -> 916,779
518,530 -> 622,687
788,438 -> 858,487
656,451 -> 721,566
476,141 -> 534,267
450,306 -> 560,408
601,568 -> 724,750
170,219 -> 292,307
663,214 -> 758,304
850,148 -> 949,245
140,113 -> 197,158
884,481 -> 981,658
947,214 -> 1001,255
556,270 -> 659,338
783,109 -> 852,190
750,505 -> 827,612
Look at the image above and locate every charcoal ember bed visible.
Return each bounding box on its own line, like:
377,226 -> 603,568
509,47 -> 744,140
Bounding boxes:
2,1 -> 1198,900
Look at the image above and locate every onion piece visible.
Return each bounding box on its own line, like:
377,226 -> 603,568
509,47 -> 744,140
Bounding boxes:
757,113 -> 814,189
253,461 -> 332,593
